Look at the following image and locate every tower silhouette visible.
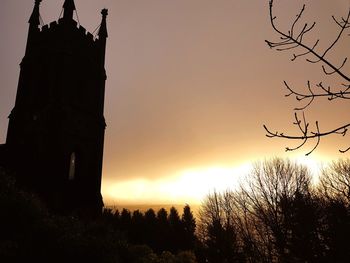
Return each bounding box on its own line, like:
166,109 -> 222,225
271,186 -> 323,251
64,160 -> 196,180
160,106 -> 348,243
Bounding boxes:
3,0 -> 108,216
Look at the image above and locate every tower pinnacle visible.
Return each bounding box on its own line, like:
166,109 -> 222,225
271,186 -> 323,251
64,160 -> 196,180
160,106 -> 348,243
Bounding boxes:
98,9 -> 108,39
29,0 -> 42,27
63,0 -> 76,20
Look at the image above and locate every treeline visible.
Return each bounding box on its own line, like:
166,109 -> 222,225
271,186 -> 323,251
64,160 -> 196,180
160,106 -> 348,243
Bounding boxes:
102,205 -> 197,254
3,158 -> 350,262
197,158 -> 350,263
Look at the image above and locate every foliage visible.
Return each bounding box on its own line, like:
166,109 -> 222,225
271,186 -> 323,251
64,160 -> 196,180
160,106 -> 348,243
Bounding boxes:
0,167 -> 198,262
125,245 -> 197,263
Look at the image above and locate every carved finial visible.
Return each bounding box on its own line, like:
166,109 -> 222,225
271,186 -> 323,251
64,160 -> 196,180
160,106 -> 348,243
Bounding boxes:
101,8 -> 108,18
98,9 -> 108,39
29,0 -> 42,26
63,0 -> 76,20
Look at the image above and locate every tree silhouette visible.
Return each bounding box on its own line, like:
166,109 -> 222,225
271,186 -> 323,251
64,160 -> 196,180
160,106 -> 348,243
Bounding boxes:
181,205 -> 196,251
155,208 -> 170,252
198,192 -> 242,263
238,159 -> 311,260
168,206 -> 184,253
197,159 -> 347,262
286,191 -> 323,262
144,209 -> 157,249
120,208 -> 132,232
264,0 -> 350,155
319,159 -> 350,204
130,210 -> 145,244
317,159 -> 350,261
320,199 -> 350,262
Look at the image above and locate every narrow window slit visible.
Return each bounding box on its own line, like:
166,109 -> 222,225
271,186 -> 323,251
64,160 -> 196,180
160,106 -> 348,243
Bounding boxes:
69,152 -> 76,181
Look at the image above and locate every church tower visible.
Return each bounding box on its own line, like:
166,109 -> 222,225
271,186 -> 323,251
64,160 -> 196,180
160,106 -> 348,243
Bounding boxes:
5,0 -> 108,216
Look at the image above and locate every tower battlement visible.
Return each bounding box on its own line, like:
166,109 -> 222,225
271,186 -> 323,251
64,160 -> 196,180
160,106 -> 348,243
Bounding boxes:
26,2 -> 108,61
38,19 -> 102,46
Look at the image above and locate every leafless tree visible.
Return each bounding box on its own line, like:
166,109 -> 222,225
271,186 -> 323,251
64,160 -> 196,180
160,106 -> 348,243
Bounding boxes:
197,191 -> 223,243
197,191 -> 243,263
319,159 -> 350,203
198,159 -> 317,262
264,0 -> 350,155
237,159 -> 313,262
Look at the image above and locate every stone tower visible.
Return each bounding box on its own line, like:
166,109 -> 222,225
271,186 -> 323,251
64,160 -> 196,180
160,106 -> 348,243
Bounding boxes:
4,0 -> 108,216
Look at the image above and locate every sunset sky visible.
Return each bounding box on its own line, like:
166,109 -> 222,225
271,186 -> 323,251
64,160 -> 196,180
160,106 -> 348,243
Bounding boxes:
1,0 -> 349,205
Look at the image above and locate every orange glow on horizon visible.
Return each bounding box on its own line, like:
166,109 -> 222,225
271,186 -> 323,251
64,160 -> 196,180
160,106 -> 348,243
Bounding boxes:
102,163 -> 252,205
102,156 -> 327,206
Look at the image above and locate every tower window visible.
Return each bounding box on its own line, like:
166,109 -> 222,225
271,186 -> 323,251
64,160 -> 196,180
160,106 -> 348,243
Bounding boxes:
68,152 -> 76,181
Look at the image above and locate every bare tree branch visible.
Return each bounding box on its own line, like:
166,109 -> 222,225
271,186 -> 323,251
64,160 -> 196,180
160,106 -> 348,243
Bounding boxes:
264,0 -> 350,155
284,81 -> 350,110
266,0 -> 350,82
264,113 -> 350,155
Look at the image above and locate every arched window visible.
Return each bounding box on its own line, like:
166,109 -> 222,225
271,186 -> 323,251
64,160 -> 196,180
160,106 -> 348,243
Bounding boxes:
68,152 -> 76,181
